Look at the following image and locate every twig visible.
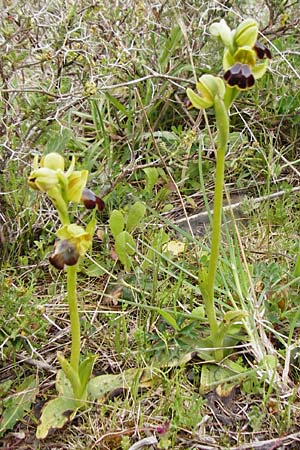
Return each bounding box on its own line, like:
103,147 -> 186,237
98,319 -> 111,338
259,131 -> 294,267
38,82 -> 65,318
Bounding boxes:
174,185 -> 300,224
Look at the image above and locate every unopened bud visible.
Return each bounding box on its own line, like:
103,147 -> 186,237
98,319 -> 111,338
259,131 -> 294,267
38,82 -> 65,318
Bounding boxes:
43,153 -> 65,171
234,19 -> 258,48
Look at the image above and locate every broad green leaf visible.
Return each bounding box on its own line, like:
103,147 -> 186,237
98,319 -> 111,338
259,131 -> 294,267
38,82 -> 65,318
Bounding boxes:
190,305 -> 205,320
126,202 -> 146,233
0,380 -> 13,397
109,210 -> 124,239
56,369 -> 73,398
200,362 -> 242,394
143,167 -> 159,194
115,231 -> 135,272
157,309 -> 180,331
36,397 -> 78,440
46,128 -> 72,154
0,375 -> 38,437
87,368 -> 154,401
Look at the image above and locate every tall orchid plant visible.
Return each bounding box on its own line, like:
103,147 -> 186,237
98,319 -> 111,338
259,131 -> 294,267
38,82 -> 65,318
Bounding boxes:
187,19 -> 271,360
28,152 -> 104,436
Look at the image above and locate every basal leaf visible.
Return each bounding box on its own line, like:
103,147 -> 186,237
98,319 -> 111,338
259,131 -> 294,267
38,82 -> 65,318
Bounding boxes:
115,231 -> 135,271
109,210 -> 124,239
0,375 -> 38,437
36,397 -> 78,440
143,167 -> 159,194
87,368 -> 154,402
126,202 -> 146,233
157,309 -> 180,331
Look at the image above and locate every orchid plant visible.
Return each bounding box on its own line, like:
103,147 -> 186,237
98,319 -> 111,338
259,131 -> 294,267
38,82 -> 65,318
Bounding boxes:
28,152 -> 104,437
187,19 -> 271,360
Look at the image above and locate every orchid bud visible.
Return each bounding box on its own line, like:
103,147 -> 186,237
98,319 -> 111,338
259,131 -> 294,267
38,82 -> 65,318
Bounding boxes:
234,18 -> 258,48
187,75 -> 225,110
49,239 -> 79,269
28,167 -> 59,192
43,153 -> 65,171
81,188 -> 105,211
210,19 -> 234,51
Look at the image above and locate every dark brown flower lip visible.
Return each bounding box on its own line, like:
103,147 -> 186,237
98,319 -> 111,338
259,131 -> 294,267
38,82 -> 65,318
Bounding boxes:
253,40 -> 272,60
224,62 -> 255,90
49,239 -> 79,269
81,188 -> 105,211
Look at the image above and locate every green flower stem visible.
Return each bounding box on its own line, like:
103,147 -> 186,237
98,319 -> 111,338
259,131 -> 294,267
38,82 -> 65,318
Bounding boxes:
205,96 -> 229,359
67,264 -> 81,375
51,193 -> 70,225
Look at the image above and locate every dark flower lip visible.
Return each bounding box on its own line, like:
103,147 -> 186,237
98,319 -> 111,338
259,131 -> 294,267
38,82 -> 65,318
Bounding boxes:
49,239 -> 79,269
224,63 -> 255,90
81,188 -> 105,211
253,40 -> 272,59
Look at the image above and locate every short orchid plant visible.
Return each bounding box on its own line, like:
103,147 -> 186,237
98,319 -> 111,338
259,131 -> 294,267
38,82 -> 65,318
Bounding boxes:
187,18 -> 271,360
28,152 -> 104,437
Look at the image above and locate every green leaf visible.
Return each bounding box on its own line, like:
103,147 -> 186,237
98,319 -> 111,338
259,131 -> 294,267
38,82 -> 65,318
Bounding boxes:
200,362 -> 244,394
0,380 -> 13,397
115,231 -> 135,272
159,25 -> 182,72
126,202 -> 146,233
46,128 -> 72,154
143,167 -> 159,194
294,253 -> 300,278
57,352 -> 81,399
78,355 -> 97,397
86,217 -> 96,236
56,369 -> 73,398
157,309 -> 180,331
36,396 -> 78,440
109,210 -> 125,239
105,93 -> 132,117
141,229 -> 169,270
87,368 -> 154,401
0,375 -> 38,437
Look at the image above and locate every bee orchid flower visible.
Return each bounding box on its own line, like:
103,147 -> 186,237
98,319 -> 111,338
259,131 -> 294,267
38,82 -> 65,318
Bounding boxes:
210,18 -> 271,91
28,152 -> 88,205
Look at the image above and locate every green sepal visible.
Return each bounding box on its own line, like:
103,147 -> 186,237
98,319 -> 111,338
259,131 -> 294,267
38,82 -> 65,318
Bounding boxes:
252,60 -> 269,79
187,87 -> 212,109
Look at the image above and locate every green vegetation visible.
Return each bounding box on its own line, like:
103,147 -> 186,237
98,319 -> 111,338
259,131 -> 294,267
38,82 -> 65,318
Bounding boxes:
1,1 -> 300,448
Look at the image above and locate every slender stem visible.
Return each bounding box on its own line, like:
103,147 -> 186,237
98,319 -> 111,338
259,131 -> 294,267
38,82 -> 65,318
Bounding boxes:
205,96 -> 229,357
67,264 -> 81,372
